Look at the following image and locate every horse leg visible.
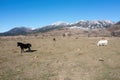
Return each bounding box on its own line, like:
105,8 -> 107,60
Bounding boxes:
21,49 -> 24,53
21,49 -> 22,53
28,47 -> 31,52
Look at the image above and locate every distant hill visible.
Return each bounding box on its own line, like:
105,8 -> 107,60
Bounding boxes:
0,27 -> 33,36
107,21 -> 120,37
34,20 -> 114,33
0,20 -> 115,36
115,21 -> 120,25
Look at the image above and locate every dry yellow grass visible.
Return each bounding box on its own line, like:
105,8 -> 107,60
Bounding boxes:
0,36 -> 120,80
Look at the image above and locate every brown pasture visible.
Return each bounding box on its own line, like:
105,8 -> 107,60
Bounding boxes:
0,36 -> 120,80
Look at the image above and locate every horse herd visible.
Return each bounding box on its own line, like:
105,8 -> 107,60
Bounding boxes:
17,38 -> 108,53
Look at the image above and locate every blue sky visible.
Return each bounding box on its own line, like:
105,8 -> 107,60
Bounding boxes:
0,0 -> 120,32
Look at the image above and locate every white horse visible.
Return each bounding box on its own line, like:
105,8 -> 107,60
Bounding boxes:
97,39 -> 108,46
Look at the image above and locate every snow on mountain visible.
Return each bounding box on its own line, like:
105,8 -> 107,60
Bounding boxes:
0,20 -> 115,36
34,20 -> 114,33
69,20 -> 114,30
51,21 -> 69,26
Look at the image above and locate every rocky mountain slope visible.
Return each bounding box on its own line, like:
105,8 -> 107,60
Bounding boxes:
0,20 -> 115,36
34,20 -> 114,32
107,21 -> 120,37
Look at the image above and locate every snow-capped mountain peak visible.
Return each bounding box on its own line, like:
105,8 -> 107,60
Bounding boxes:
51,21 -> 69,26
0,20 -> 116,36
103,20 -> 114,24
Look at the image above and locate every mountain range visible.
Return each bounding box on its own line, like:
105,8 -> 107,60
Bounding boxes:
0,20 -> 118,36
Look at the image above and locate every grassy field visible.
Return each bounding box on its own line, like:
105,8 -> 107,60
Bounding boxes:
0,36 -> 120,80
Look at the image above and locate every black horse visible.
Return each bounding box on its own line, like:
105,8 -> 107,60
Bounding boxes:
17,42 -> 32,53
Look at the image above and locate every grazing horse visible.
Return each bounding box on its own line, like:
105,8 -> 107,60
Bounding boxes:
97,40 -> 108,46
17,42 -> 32,53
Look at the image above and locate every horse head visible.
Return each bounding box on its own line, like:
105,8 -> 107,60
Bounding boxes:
17,42 -> 22,47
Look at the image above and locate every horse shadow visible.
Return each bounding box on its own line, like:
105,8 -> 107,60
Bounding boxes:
25,50 -> 37,53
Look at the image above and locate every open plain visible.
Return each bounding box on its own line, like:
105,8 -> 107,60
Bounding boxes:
0,36 -> 120,80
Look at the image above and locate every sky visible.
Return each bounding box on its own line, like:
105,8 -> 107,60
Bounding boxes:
0,0 -> 120,32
